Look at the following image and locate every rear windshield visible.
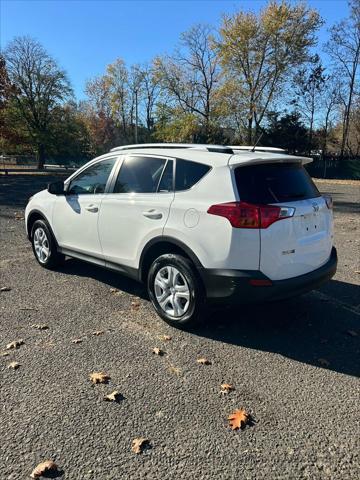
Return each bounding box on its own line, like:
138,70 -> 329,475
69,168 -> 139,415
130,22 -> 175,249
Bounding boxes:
235,163 -> 320,204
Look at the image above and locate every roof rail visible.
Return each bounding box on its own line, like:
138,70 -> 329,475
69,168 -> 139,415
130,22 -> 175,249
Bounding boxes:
229,146 -> 287,153
110,143 -> 233,154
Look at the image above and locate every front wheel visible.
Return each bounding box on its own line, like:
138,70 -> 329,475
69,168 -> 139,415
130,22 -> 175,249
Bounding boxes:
31,219 -> 64,269
147,254 -> 205,328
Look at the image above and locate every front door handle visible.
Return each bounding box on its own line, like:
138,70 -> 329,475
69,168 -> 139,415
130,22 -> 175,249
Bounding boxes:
85,204 -> 98,213
142,209 -> 163,220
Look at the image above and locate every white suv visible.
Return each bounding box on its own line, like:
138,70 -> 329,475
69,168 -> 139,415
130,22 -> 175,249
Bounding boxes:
25,144 -> 337,327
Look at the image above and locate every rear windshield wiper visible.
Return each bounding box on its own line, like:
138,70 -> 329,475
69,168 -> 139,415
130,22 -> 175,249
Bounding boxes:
279,192 -> 306,199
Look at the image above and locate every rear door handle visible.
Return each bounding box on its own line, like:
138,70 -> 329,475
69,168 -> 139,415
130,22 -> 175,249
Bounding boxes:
142,209 -> 163,220
85,205 -> 98,213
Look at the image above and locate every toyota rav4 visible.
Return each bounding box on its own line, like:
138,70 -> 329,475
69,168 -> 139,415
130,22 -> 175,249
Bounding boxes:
25,144 -> 337,327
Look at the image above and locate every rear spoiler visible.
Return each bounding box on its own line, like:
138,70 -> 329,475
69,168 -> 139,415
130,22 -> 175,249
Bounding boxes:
228,154 -> 313,167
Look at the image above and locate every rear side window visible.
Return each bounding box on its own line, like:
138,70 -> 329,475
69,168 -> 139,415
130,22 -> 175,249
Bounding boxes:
114,156 -> 166,193
175,159 -> 210,191
235,163 -> 320,204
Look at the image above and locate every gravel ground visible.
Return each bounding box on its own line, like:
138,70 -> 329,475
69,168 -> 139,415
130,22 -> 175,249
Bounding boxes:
0,175 -> 359,480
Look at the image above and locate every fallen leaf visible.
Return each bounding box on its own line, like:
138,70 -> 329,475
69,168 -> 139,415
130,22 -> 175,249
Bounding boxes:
30,460 -> 58,479
228,409 -> 250,430
318,358 -> 330,367
168,365 -> 181,375
153,347 -> 165,356
132,437 -> 150,454
14,212 -> 24,220
131,300 -> 141,310
220,383 -> 234,394
160,335 -> 172,341
197,357 -> 211,365
8,361 -> 20,370
6,339 -> 24,350
346,330 -> 358,337
92,330 -> 104,336
90,372 -> 110,384
72,338 -> 83,344
31,324 -> 48,330
1,351 -> 10,357
104,390 -> 123,402
0,286 -> 11,292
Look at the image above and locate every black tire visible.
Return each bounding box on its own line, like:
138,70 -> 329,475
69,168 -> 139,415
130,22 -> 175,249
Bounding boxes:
31,219 -> 65,270
147,253 -> 205,328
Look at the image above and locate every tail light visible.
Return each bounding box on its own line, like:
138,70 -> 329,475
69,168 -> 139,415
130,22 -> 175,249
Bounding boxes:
207,202 -> 295,229
323,195 -> 333,210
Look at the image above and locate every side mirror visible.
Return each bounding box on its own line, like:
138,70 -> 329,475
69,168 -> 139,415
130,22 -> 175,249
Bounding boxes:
48,181 -> 65,195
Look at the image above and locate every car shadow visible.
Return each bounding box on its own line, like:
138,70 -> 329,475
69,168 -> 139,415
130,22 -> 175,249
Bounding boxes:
191,280 -> 360,378
59,258 -> 147,299
58,258 -> 360,378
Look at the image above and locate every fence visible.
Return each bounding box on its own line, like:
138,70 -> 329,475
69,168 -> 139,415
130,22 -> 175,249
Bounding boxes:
305,156 -> 360,180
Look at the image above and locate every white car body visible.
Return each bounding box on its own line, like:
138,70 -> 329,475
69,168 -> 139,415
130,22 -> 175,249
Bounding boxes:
26,144 -> 337,316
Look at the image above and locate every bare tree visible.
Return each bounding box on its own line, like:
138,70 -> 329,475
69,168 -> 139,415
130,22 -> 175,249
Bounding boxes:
4,36 -> 72,168
325,0 -> 360,157
293,56 -> 326,152
154,24 -> 221,140
140,63 -> 160,133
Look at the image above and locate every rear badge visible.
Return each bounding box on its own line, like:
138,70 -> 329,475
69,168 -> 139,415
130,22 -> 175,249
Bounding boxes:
312,202 -> 319,212
282,249 -> 295,255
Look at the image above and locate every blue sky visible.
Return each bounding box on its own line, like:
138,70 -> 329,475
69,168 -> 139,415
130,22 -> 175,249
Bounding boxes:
1,0 -> 350,99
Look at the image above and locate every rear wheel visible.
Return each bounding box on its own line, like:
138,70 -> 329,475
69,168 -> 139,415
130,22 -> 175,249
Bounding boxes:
31,219 -> 64,269
147,253 -> 205,328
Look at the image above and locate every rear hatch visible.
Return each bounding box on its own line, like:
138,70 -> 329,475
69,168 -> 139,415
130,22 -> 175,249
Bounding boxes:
234,162 -> 333,280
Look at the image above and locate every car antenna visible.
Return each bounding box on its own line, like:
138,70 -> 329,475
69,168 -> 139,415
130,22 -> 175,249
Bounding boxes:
251,130 -> 264,152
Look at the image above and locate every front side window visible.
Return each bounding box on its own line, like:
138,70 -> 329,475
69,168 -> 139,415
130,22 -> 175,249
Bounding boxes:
68,158 -> 116,195
114,156 -> 167,193
175,159 -> 211,191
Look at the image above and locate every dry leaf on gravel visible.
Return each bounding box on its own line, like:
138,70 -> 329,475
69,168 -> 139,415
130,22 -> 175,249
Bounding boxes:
0,286 -> 11,292
14,212 -> 24,220
160,335 -> 172,341
153,347 -> 165,356
197,357 -> 211,365
168,365 -> 181,375
228,409 -> 250,430
132,437 -> 150,454
90,372 -> 110,384
92,330 -> 104,336
8,361 -> 20,370
318,358 -> 330,367
131,300 -> 141,311
346,330 -> 358,337
31,324 -> 48,330
1,351 -> 10,357
104,390 -> 123,402
220,383 -> 234,394
72,338 -> 83,344
30,460 -> 58,478
6,339 -> 24,350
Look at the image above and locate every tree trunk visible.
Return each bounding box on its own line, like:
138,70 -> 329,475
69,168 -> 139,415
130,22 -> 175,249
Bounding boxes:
246,115 -> 253,145
37,144 -> 45,170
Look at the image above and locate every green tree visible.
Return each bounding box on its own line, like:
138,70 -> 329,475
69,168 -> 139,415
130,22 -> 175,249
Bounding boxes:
3,36 -> 72,168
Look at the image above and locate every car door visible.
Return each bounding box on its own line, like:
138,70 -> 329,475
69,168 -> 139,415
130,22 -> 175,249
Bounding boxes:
98,154 -> 174,269
52,156 -> 118,258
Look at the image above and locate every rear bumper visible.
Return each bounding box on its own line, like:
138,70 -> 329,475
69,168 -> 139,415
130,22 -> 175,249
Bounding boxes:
199,247 -> 337,304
